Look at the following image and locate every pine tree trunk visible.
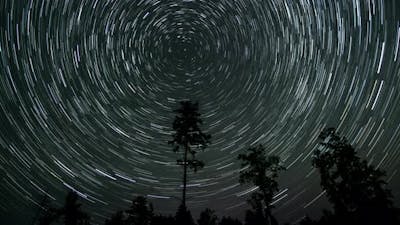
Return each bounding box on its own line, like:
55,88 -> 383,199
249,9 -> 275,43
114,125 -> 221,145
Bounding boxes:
182,143 -> 188,207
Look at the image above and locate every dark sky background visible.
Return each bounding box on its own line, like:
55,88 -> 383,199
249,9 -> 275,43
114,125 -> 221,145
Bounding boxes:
1,0 -> 400,224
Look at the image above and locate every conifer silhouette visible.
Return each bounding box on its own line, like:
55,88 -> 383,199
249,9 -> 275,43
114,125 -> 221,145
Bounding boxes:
169,101 -> 211,207
61,191 -> 90,225
125,196 -> 153,225
198,208 -> 218,225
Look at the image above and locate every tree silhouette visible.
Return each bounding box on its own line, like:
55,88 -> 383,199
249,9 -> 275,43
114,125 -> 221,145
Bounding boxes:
150,214 -> 175,225
244,208 -> 265,225
61,191 -> 90,225
175,203 -> 195,225
219,216 -> 242,225
313,127 -> 399,225
125,196 -> 153,225
238,144 -> 285,225
169,101 -> 211,207
37,208 -> 60,225
104,210 -> 125,225
198,208 -> 218,225
35,194 -> 61,225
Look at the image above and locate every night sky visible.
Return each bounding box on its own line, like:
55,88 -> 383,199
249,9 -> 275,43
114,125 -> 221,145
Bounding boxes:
1,0 -> 400,224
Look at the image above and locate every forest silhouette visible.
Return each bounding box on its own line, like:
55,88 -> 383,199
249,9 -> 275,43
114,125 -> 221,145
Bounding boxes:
31,101 -> 400,225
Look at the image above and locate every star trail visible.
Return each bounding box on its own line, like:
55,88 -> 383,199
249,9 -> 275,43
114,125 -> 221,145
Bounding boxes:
1,0 -> 400,224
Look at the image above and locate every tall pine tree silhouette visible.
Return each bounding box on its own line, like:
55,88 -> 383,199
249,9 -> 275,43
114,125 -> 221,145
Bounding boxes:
169,101 -> 211,208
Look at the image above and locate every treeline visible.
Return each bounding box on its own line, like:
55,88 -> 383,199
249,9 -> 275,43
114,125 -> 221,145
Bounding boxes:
33,101 -> 399,225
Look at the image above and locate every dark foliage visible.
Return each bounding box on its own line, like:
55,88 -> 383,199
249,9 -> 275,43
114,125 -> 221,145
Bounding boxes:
244,209 -> 265,225
169,101 -> 211,207
198,208 -> 218,225
38,208 -> 61,225
103,196 -> 154,225
125,196 -> 153,225
35,126 -> 400,225
238,144 -> 285,225
312,127 -> 400,225
36,191 -> 90,225
104,211 -> 125,225
150,214 -> 175,225
61,191 -> 90,225
219,216 -> 242,225
175,203 -> 195,225
169,101 -> 211,153
36,195 -> 61,225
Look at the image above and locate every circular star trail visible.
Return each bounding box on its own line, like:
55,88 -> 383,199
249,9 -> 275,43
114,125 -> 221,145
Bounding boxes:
1,0 -> 400,224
